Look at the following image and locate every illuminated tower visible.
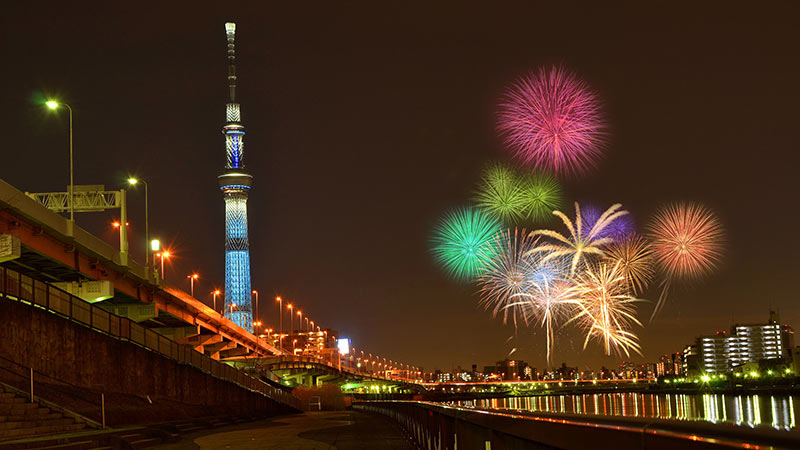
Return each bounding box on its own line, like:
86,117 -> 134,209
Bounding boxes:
218,22 -> 253,332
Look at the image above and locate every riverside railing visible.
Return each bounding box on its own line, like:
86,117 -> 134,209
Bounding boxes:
355,400 -> 800,449
0,266 -> 301,411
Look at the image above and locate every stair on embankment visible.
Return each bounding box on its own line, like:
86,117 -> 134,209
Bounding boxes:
0,386 -> 86,441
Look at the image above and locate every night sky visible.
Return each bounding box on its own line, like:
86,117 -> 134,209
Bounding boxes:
2,3 -> 799,372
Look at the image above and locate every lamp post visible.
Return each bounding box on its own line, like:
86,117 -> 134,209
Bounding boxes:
287,304 -> 293,334
45,101 -> 74,222
275,296 -> 283,348
230,302 -> 237,317
297,310 -> 303,333
187,273 -> 199,297
212,289 -> 221,312
158,250 -> 170,279
251,290 -> 258,324
150,239 -> 160,277
126,178 -> 150,278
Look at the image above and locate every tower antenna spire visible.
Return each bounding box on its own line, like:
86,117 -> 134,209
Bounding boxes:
219,22 -> 253,333
225,22 -> 237,102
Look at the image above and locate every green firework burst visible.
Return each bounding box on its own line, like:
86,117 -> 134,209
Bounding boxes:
474,164 -> 527,223
519,171 -> 563,222
431,207 -> 503,281
475,163 -> 563,224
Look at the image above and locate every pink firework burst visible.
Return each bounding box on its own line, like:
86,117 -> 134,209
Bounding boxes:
497,66 -> 607,176
647,203 -> 725,281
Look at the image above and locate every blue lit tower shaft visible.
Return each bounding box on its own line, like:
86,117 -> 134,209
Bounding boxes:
218,22 -> 253,332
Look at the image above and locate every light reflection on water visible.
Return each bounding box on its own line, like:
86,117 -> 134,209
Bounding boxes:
452,394 -> 800,431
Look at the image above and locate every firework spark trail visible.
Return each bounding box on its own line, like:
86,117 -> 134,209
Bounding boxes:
497,66 -> 606,176
530,202 -> 628,275
431,207 -> 503,281
568,261 -> 643,357
603,235 -> 655,295
647,203 -> 725,320
512,265 -> 578,366
477,228 -> 540,327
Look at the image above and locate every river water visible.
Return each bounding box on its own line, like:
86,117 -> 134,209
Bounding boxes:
453,393 -> 800,431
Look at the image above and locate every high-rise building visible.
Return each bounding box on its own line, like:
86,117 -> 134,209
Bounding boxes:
218,23 -> 253,332
683,344 -> 701,375
496,359 -> 528,380
672,351 -> 684,375
689,311 -> 793,374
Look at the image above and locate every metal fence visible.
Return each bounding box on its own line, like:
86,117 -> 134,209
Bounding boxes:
0,266 -> 301,411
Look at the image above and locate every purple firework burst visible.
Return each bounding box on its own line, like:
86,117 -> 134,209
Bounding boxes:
581,204 -> 635,241
497,66 -> 607,176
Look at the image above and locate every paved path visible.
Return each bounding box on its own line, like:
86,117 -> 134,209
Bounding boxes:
157,410 -> 416,449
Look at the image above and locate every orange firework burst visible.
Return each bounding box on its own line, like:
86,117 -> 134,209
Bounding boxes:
603,235 -> 655,295
647,203 -> 724,281
569,262 -> 643,357
646,203 -> 724,320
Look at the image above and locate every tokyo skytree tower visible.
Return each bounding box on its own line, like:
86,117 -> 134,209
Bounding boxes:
218,22 -> 253,332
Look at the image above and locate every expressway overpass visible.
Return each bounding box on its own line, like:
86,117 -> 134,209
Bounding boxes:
0,178 -> 413,390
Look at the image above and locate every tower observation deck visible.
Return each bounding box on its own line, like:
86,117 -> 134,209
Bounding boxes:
218,22 -> 253,332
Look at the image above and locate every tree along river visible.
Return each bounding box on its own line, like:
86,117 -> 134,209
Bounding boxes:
452,393 -> 799,431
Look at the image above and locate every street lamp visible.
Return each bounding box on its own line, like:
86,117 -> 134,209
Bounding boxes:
251,290 -> 258,324
231,302 -> 237,317
297,310 -> 303,333
45,100 -> 74,222
287,304 -> 293,334
157,250 -> 170,280
150,239 -> 160,277
275,296 -> 283,348
127,177 -> 151,279
187,273 -> 199,297
212,289 -> 221,312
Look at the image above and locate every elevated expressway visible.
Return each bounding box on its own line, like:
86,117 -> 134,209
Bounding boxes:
0,178 -> 284,362
0,178 -> 422,392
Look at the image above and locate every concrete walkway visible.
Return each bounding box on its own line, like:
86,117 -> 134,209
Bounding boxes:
157,410 -> 416,449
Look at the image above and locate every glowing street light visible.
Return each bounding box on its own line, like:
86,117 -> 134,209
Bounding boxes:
150,239 -> 161,278
157,250 -> 171,280
45,100 -> 75,222
251,290 -> 259,324
275,296 -> 283,348
297,310 -> 303,333
287,304 -> 293,333
212,289 -> 221,312
187,273 -> 199,297
127,177 -> 153,279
